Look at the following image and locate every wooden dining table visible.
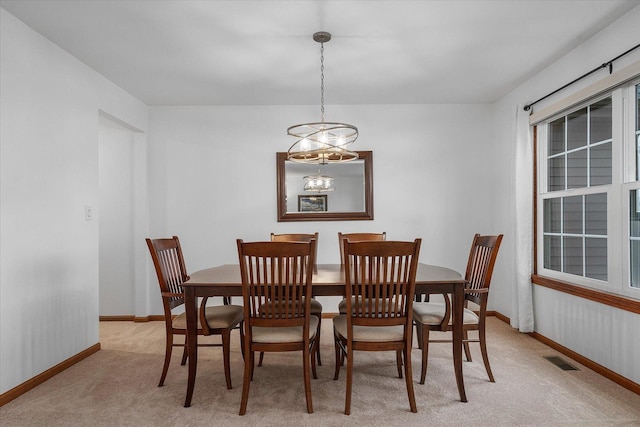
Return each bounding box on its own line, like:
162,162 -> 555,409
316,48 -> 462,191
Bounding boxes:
182,263 -> 468,407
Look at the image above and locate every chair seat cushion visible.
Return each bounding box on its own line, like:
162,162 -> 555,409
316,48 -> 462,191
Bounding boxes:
337,297 -> 397,315
172,304 -> 244,330
333,315 -> 405,342
252,315 -> 319,344
309,298 -> 323,314
412,302 -> 479,325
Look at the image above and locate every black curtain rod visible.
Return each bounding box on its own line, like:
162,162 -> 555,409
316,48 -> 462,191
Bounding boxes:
523,43 -> 640,112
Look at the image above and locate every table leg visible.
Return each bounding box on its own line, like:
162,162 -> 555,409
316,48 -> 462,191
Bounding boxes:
184,287 -> 198,407
452,283 -> 467,402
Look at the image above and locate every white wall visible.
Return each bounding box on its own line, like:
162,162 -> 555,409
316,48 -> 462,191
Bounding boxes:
0,9 -> 148,394
99,115 -> 135,316
492,5 -> 640,383
148,103 -> 504,312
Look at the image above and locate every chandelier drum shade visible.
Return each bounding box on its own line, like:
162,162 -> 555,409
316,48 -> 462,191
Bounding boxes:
303,173 -> 335,192
288,32 -> 359,164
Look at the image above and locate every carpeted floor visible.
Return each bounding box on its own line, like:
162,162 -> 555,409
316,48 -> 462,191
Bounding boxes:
1,317 -> 639,426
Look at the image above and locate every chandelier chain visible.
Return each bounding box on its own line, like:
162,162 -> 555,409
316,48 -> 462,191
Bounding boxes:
320,42 -> 325,123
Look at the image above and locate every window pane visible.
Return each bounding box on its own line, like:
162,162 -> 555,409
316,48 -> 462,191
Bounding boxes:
637,84 -> 640,181
549,117 -> 565,155
585,193 -> 607,236
563,196 -> 583,234
631,189 -> 639,288
585,237 -> 607,280
544,198 -> 561,233
567,108 -> 587,151
590,97 -> 612,143
563,236 -> 583,276
632,189 -> 640,238
632,240 -> 639,288
548,156 -> 565,191
567,149 -> 587,189
544,235 -> 562,271
590,142 -> 612,186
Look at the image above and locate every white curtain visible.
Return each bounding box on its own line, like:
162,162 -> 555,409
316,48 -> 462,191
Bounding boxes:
512,105 -> 535,332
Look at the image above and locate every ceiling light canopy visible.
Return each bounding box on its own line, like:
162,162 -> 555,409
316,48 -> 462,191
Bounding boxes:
288,32 -> 358,164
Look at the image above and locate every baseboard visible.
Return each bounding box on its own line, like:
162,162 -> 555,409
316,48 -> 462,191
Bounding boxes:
99,315 -> 165,322
0,343 -> 101,407
99,315 -> 134,321
528,331 -> 640,395
486,310 -> 510,324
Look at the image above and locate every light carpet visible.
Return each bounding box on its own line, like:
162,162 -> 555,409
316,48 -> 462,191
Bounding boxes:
1,317 -> 639,426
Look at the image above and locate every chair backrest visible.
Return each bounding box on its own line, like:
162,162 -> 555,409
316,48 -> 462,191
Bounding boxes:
146,236 -> 189,311
338,232 -> 386,265
271,232 -> 319,272
464,234 -> 503,306
237,239 -> 317,329
343,239 -> 421,328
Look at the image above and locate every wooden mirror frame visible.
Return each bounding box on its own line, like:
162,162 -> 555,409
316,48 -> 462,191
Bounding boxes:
277,150 -> 374,222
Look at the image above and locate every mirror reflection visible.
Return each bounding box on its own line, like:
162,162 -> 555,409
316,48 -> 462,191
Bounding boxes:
285,161 -> 365,213
276,151 -> 373,222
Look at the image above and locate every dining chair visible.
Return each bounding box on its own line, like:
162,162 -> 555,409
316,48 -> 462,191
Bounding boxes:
337,232 -> 386,314
413,233 -> 503,384
333,239 -> 421,415
236,238 -> 319,415
266,232 -> 323,366
146,236 -> 244,389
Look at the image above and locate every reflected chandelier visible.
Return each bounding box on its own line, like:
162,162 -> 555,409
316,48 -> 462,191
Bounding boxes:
287,32 -> 358,164
303,173 -> 335,192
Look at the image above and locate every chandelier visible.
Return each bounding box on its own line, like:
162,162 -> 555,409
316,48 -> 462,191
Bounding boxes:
303,173 -> 335,192
287,32 -> 358,164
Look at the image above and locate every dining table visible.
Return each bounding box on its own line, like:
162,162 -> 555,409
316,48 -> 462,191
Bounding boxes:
182,263 -> 468,407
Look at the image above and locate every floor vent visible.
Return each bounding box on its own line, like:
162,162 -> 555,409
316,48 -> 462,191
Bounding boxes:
544,356 -> 579,371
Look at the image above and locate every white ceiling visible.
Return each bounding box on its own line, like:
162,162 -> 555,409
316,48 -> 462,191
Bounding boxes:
2,0 -> 638,106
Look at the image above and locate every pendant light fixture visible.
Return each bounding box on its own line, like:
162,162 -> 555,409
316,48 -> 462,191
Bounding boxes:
303,172 -> 335,192
287,32 -> 358,164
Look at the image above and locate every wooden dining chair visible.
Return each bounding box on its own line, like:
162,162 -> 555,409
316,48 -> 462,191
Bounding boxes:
266,232 -> 323,366
338,232 -> 387,265
337,232 -> 386,314
237,239 -> 319,415
413,233 -> 503,384
146,236 -> 244,389
333,239 -> 421,415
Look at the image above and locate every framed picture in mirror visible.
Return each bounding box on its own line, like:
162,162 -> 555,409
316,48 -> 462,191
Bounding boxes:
298,195 -> 327,212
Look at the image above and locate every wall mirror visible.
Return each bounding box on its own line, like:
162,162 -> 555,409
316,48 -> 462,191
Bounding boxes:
277,151 -> 373,222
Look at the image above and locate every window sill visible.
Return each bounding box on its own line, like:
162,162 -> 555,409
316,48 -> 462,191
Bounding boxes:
532,275 -> 640,315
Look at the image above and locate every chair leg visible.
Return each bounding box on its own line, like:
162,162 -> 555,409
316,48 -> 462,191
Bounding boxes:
403,344 -> 417,413
159,330 -> 173,387
333,331 -> 342,380
222,330 -> 232,390
479,322 -> 495,382
420,326 -> 430,385
344,342 -> 353,415
463,330 -> 472,362
180,343 -> 188,366
303,343 -> 314,414
239,323 -> 245,361
258,352 -> 264,367
239,350 -> 253,416
415,322 -> 423,349
315,315 -> 322,366
311,336 -> 318,380
396,350 -> 403,378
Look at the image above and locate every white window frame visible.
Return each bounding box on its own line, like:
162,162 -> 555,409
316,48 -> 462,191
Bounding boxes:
536,81 -> 640,299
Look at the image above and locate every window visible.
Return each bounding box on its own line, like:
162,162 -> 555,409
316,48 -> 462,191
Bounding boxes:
632,83 -> 640,288
537,80 -> 640,298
